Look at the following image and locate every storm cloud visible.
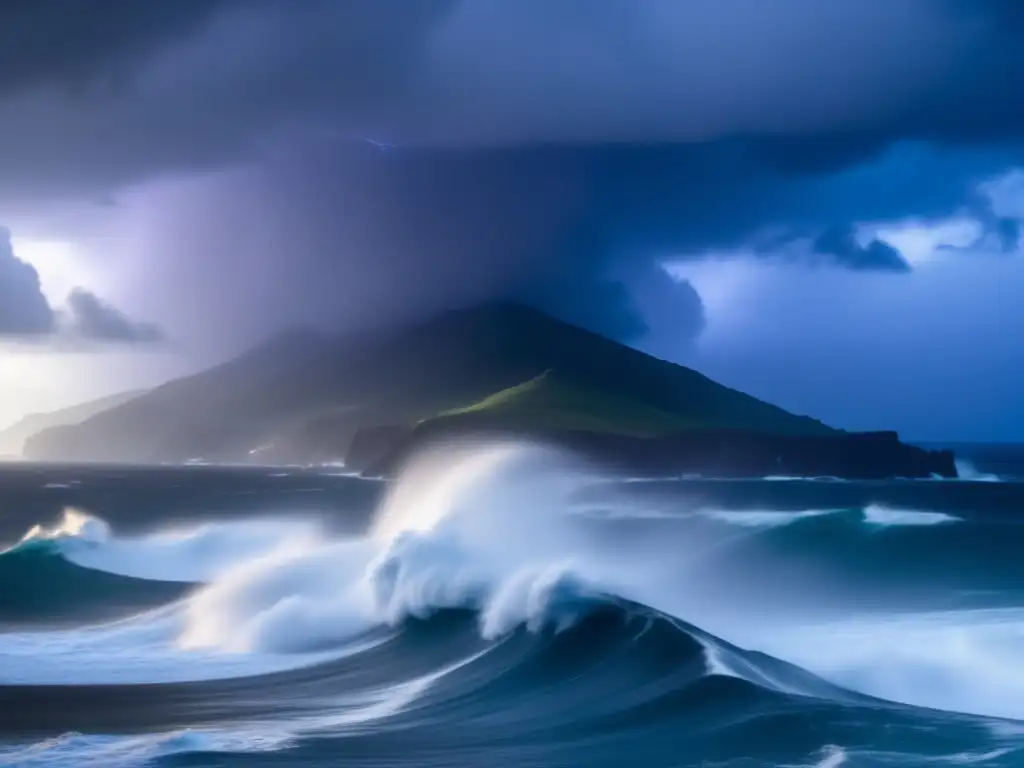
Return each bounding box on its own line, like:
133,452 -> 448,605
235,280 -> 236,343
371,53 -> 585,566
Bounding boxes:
0,228 -> 161,345
65,288 -> 164,344
4,0 -> 1024,353
84,139 -> 1011,352
0,0 -> 1010,173
0,0 -> 221,95
0,228 -> 54,335
812,226 -> 910,273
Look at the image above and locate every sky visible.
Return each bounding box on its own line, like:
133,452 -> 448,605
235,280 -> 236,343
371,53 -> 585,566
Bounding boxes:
2,0 -> 1024,440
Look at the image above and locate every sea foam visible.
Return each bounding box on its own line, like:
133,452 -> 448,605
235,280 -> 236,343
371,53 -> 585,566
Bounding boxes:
7,442 -> 1021,725
15,508 -> 320,583
861,505 -> 960,527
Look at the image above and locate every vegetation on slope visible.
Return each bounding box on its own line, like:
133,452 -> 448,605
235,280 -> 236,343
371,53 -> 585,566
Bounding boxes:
439,369 -> 697,437
406,303 -> 835,437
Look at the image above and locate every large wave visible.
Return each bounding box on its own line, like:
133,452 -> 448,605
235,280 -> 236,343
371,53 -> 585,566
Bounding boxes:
6,438 -> 1024,768
5,600 -> 1017,768
176,441 -> 1024,725
0,508 -> 326,625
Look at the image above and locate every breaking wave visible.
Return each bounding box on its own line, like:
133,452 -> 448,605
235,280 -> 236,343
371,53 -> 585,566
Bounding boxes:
3,443 -> 1024,767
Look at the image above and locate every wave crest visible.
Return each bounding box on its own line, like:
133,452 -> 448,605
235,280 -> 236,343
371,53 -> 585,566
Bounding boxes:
9,508 -> 321,584
7,441 -> 1021,730
20,507 -> 110,547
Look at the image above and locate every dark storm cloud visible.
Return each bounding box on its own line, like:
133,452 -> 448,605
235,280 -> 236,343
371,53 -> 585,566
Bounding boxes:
996,218 -> 1022,252
812,226 -> 910,273
104,139 -> 1012,354
7,0 -> 1024,349
0,228 -> 55,335
140,140 -> 1004,346
120,144 -> 709,343
0,229 -> 161,345
0,0 -> 455,202
0,0 -> 1017,201
65,289 -> 164,344
0,0 -> 223,95
624,270 -> 706,362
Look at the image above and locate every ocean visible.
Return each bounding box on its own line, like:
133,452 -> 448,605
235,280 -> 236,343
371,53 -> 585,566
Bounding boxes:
0,442 -> 1023,768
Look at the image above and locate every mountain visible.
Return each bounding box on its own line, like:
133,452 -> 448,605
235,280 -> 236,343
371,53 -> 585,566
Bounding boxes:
0,390 -> 145,458
22,303 -> 955,478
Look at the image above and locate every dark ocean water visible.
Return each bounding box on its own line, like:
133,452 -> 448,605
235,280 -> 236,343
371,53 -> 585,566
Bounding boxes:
1,443 -> 1023,767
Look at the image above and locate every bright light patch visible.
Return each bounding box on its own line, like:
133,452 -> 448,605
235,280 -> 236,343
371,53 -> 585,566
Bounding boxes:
10,238 -> 93,303
664,253 -> 771,345
870,218 -> 983,265
666,255 -> 749,319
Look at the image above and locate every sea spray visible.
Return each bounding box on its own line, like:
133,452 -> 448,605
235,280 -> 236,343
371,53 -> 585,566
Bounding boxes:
955,458 -> 1003,482
19,507 -> 110,546
181,440 -> 628,654
12,507 -> 322,583
861,505 -> 961,527
7,446 -> 1024,726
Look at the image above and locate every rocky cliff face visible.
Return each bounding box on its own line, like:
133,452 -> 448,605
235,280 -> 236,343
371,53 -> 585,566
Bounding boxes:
344,418 -> 957,480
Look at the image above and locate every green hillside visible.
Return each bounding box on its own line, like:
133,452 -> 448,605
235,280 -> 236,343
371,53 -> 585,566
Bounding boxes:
439,369 -> 696,437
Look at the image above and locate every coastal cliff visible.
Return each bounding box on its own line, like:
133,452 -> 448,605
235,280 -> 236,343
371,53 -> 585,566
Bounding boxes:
343,417 -> 957,480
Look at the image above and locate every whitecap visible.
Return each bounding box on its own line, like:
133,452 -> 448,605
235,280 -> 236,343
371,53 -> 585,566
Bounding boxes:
0,728 -> 293,768
862,505 -> 960,527
15,508 -> 321,583
955,459 -> 1002,483
700,508 -> 841,528
749,607 -> 1024,721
